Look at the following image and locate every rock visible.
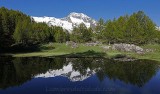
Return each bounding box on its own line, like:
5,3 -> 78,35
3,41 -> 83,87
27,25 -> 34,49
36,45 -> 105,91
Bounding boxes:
113,54 -> 137,62
114,57 -> 137,62
84,41 -> 102,46
66,41 -> 78,48
71,43 -> 78,48
145,49 -> 154,53
112,43 -> 144,54
102,46 -> 111,51
66,41 -> 73,46
85,43 -> 97,46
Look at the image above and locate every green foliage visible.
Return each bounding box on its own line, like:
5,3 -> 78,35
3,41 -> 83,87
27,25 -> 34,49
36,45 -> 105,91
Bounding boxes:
94,18 -> 105,40
13,20 -> 31,44
0,56 -> 158,89
96,11 -> 160,45
0,7 -> 32,49
0,7 -> 68,51
54,27 -> 69,43
0,7 -> 160,52
71,23 -> 93,43
0,14 -> 3,49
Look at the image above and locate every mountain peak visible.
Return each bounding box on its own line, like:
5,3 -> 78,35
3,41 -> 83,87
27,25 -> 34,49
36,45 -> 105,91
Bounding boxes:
156,26 -> 160,31
68,12 -> 89,18
32,12 -> 97,32
34,63 -> 96,82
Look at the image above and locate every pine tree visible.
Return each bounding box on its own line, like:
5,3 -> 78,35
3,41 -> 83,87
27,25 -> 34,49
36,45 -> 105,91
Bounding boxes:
0,14 -> 3,49
54,27 -> 67,43
71,23 -> 92,43
95,18 -> 105,40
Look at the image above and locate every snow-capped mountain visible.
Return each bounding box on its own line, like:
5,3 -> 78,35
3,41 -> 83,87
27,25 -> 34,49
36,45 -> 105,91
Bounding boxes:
32,12 -> 97,32
156,26 -> 160,31
34,63 -> 97,82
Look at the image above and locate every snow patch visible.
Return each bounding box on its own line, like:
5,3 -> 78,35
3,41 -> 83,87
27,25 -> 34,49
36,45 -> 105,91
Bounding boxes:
34,63 -> 96,82
32,12 -> 97,32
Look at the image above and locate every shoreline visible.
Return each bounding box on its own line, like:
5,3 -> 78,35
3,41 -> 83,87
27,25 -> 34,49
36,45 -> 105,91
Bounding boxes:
1,43 -> 160,62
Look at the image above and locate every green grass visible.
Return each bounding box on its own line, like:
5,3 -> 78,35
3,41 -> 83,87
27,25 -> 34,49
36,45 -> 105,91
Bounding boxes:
106,44 -> 160,62
130,44 -> 160,61
11,43 -> 104,57
9,43 -> 160,62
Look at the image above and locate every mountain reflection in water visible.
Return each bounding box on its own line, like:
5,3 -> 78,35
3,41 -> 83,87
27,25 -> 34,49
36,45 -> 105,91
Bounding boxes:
0,56 -> 160,94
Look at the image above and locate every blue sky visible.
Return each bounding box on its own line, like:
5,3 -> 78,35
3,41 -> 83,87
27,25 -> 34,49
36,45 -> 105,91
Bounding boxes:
0,0 -> 159,25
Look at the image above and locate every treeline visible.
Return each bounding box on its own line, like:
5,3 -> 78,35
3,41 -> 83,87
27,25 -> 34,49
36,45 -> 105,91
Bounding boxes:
0,7 -> 160,51
95,11 -> 160,44
0,57 -> 158,89
0,7 -> 69,51
70,24 -> 93,43
66,11 -> 160,45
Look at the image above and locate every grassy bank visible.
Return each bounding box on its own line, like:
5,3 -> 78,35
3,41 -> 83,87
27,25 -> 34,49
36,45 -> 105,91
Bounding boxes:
7,43 -> 160,62
10,43 -> 104,57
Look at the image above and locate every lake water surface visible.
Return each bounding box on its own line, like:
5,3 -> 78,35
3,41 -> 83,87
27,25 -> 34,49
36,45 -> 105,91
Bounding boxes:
0,56 -> 160,94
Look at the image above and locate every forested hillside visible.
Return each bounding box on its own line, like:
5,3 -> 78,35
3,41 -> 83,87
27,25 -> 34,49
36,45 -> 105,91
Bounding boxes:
0,7 -> 69,51
0,7 -> 160,52
95,11 -> 160,44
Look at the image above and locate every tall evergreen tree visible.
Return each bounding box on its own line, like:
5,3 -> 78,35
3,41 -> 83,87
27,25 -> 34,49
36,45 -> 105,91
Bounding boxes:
95,18 -> 105,40
71,23 -> 92,43
0,14 -> 3,49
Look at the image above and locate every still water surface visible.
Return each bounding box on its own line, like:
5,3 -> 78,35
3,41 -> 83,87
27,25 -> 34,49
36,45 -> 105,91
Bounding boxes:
0,56 -> 160,94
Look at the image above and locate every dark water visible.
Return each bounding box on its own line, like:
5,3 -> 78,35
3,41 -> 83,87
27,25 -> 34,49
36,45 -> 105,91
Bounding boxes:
0,56 -> 160,94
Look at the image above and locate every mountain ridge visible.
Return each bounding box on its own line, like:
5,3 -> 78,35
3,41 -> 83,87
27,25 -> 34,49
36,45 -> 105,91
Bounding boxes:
32,12 -> 97,32
156,26 -> 160,31
34,63 -> 97,82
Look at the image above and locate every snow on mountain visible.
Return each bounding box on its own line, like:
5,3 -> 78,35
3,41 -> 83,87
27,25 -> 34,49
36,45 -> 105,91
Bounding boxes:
34,63 -> 97,82
156,26 -> 160,31
32,12 -> 97,32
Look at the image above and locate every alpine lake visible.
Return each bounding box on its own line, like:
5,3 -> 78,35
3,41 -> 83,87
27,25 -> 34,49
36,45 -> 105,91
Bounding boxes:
0,56 -> 160,94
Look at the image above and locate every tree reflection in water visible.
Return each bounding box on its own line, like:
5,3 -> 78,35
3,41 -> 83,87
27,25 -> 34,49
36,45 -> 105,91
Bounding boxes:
0,56 -> 159,89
